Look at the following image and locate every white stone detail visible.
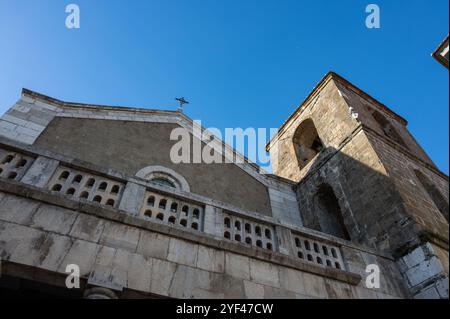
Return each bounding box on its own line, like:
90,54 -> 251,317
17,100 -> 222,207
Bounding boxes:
135,165 -> 190,192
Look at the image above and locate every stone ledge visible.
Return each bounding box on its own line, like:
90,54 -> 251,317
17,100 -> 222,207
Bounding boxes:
0,178 -> 362,286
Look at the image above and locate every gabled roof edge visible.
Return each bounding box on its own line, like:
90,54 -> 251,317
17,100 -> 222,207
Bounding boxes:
22,88 -> 178,115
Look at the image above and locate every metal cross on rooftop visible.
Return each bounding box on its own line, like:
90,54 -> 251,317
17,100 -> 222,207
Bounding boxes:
175,97 -> 189,112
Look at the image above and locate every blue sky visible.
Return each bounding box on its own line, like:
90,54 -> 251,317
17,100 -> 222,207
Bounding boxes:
0,0 -> 448,173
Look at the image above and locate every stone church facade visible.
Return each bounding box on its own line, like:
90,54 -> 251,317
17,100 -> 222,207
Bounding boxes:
0,72 -> 448,299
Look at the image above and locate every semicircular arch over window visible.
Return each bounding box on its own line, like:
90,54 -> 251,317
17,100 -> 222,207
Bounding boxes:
135,166 -> 190,192
293,118 -> 324,169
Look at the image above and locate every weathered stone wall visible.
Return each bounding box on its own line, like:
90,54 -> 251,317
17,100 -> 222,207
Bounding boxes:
268,74 -> 421,254
334,80 -> 436,167
0,95 -> 57,145
397,243 -> 449,298
267,73 -> 449,299
0,75 -> 447,299
0,139 -> 301,254
33,118 -> 273,217
0,188 -> 407,299
1,90 -> 302,223
1,139 -> 406,299
295,131 -> 418,254
367,132 -> 449,248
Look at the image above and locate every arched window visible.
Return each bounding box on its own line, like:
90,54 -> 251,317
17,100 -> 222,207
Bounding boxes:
106,199 -> 115,207
16,159 -> 27,168
414,170 -> 449,222
151,178 -> 176,188
314,184 -> 350,240
192,209 -> 200,219
111,185 -> 120,194
313,243 -> 320,253
59,171 -> 70,180
170,202 -> 178,213
52,184 -> 62,192
144,210 -> 152,219
147,196 -> 155,207
80,191 -> 89,199
370,110 -> 408,149
331,248 -> 338,258
72,175 -> 83,184
8,172 -> 17,180
1,154 -> 14,164
98,182 -> 108,191
93,195 -> 102,203
304,240 -> 311,251
158,199 -> 167,210
135,166 -> 190,192
85,178 -> 95,188
293,119 -> 324,169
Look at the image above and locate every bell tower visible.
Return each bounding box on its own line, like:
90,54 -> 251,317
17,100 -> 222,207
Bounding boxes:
267,72 -> 449,298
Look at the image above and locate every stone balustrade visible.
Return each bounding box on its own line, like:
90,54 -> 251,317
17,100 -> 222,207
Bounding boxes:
0,148 -> 34,181
139,189 -> 204,232
46,166 -> 125,209
0,144 -> 351,274
291,232 -> 345,270
222,211 -> 276,251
